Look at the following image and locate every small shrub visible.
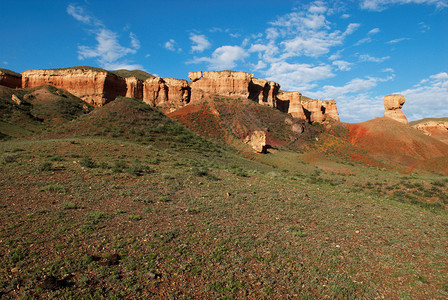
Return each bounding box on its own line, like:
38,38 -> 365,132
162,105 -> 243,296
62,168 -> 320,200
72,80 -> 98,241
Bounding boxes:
38,162 -> 53,172
192,167 -> 208,177
86,212 -> 109,224
40,184 -> 66,193
80,156 -> 97,168
127,215 -> 142,221
3,153 -> 18,164
63,202 -> 81,209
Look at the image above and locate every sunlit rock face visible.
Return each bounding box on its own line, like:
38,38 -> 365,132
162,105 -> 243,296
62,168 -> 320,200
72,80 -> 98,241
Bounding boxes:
21,68 -> 127,107
190,71 -> 254,102
383,94 -> 408,125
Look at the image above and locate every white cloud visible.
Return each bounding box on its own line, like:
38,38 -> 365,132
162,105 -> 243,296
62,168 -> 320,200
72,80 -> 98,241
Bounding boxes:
190,34 -> 211,53
69,5 -> 142,70
188,46 -> 249,70
67,4 -> 92,24
399,72 -> 448,120
332,60 -> 353,71
355,37 -> 372,46
265,2 -> 359,59
386,37 -> 411,44
360,0 -> 448,11
164,39 -> 181,52
419,22 -> 431,32
265,62 -> 334,91
368,28 -> 381,35
358,54 -> 390,63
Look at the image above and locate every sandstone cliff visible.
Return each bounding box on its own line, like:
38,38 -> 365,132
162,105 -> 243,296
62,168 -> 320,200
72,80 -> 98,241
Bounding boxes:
190,71 -> 254,102
125,77 -> 143,99
22,67 -> 127,107
383,94 -> 408,125
0,68 -> 22,89
276,91 -> 306,120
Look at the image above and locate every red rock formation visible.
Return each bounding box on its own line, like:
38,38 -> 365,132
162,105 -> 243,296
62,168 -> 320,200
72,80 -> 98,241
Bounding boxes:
190,71 -> 254,102
21,68 -> 127,107
125,77 -> 143,99
383,94 -> 408,125
162,78 -> 190,111
276,91 -> 306,120
249,79 -> 279,107
322,100 -> 340,122
142,77 -> 168,106
0,69 -> 21,89
302,98 -> 325,123
412,119 -> 448,144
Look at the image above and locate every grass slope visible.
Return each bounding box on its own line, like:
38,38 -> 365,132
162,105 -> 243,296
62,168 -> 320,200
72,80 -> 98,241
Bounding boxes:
0,85 -> 92,140
0,96 -> 448,298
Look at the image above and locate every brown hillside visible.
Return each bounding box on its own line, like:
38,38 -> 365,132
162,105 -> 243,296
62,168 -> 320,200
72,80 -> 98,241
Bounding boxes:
344,117 -> 448,174
168,96 -> 318,154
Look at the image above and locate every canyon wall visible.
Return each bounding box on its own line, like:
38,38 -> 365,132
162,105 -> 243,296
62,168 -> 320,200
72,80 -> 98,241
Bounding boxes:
0,69 -> 22,89
190,71 -> 254,102
22,68 -> 127,107
0,67 -> 339,123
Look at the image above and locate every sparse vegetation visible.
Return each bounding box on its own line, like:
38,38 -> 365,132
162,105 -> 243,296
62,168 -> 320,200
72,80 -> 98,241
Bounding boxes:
0,94 -> 447,299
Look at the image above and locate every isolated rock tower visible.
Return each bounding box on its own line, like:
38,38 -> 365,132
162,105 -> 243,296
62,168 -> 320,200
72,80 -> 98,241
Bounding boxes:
383,94 -> 408,125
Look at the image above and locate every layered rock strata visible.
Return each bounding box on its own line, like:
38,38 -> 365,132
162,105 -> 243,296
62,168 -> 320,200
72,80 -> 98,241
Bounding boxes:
0,69 -> 22,89
412,120 -> 448,144
21,68 -> 127,107
190,71 -> 254,102
125,77 -> 143,99
383,94 -> 408,125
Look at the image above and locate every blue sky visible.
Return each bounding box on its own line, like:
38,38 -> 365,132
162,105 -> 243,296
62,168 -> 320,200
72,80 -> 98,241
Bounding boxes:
0,0 -> 447,122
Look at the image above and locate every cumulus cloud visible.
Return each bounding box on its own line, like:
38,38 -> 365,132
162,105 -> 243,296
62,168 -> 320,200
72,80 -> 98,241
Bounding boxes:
190,34 -> 211,53
360,0 -> 448,11
265,62 -> 334,91
68,4 -> 142,70
399,72 -> 448,120
188,46 -> 249,70
264,2 -> 359,59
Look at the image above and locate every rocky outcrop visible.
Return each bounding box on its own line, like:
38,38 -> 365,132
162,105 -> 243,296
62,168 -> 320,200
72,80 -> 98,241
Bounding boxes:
276,91 -> 306,120
411,119 -> 448,144
302,98 -> 325,123
383,94 -> 408,125
21,68 -> 127,107
190,71 -> 254,102
125,77 -> 143,99
244,130 -> 267,153
0,69 -> 22,89
322,100 -> 340,122
142,77 -> 190,111
142,77 -> 168,106
188,71 -> 202,82
163,78 -> 190,111
11,94 -> 23,105
249,79 -> 279,107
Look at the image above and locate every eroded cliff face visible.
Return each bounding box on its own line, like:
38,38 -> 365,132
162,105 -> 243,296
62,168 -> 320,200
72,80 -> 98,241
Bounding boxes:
412,120 -> 448,144
383,94 -> 408,125
125,77 -> 143,99
276,91 -> 306,120
21,68 -> 127,107
13,67 -> 340,123
0,69 -> 22,89
190,71 -> 254,102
